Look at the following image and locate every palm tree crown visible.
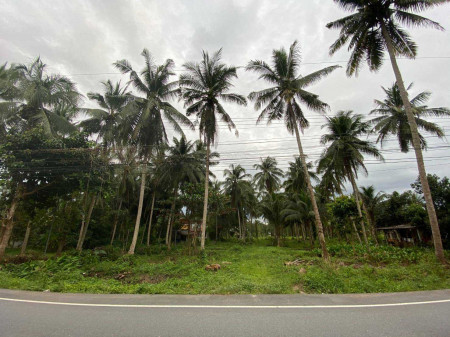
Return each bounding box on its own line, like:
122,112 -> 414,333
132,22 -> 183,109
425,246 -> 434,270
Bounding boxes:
318,111 -> 383,178
223,164 -> 252,209
114,49 -> 193,157
156,136 -> 205,188
370,83 -> 450,152
253,156 -> 284,194
179,49 -> 247,144
80,80 -> 132,148
284,158 -> 318,194
326,0 -> 445,76
5,57 -> 81,135
247,41 -> 339,131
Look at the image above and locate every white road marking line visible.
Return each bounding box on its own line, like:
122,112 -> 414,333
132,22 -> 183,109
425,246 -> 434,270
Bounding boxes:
0,297 -> 449,308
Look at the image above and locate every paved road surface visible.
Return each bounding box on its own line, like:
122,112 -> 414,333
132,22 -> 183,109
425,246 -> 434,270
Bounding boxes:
1,289 -> 449,337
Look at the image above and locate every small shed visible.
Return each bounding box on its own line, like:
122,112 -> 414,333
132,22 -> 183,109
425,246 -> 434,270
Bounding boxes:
176,218 -> 202,241
377,224 -> 423,247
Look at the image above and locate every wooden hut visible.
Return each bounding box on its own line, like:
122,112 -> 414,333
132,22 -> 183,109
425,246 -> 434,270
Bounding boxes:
377,224 -> 423,247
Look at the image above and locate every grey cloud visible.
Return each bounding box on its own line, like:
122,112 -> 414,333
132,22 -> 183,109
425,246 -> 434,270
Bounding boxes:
1,0 -> 449,192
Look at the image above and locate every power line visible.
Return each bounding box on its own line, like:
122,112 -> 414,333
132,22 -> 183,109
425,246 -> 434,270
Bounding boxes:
58,56 -> 450,77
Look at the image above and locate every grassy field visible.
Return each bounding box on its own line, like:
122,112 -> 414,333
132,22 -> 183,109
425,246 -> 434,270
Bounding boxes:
0,240 -> 449,294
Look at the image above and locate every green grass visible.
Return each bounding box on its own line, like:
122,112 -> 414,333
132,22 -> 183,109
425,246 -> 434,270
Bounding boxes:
0,240 -> 449,294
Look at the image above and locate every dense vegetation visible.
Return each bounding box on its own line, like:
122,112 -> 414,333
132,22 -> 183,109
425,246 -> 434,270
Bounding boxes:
0,0 -> 449,294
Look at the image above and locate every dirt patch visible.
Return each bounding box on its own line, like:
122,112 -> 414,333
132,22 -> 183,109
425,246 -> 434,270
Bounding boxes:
4,254 -> 48,264
138,274 -> 170,284
352,263 -> 363,269
293,283 -> 305,294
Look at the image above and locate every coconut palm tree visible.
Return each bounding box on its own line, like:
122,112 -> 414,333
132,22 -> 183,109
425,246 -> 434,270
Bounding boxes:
179,49 -> 247,250
370,83 -> 450,152
114,49 -> 193,254
317,157 -> 346,200
223,164 -> 252,239
253,156 -> 284,194
260,192 -> 286,247
326,0 -> 449,263
246,41 -> 339,261
360,185 -> 386,243
282,192 -> 315,245
0,63 -> 22,139
284,157 -> 318,194
80,80 -> 132,149
318,111 -> 384,244
156,136 -> 205,248
1,57 -> 80,136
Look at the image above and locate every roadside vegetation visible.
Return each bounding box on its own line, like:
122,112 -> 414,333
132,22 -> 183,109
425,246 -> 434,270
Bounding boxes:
0,241 -> 449,294
0,0 -> 449,295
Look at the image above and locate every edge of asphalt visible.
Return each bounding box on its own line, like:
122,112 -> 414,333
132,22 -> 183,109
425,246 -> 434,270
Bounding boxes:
0,288 -> 449,308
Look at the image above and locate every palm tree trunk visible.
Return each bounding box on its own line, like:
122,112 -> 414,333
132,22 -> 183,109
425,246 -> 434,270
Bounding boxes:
200,140 -> 210,250
362,202 -> 378,245
381,24 -> 445,264
110,199 -> 122,245
146,192 -> 156,246
77,194 -> 96,251
348,171 -> 368,245
352,219 -> 362,244
20,221 -> 32,256
0,189 -> 20,260
166,189 -> 177,249
128,168 -> 146,255
293,122 -> 329,261
215,214 -> 218,242
237,207 -> 242,239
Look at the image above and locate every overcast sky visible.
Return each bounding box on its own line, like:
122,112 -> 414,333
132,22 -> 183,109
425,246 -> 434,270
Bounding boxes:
1,0 -> 449,194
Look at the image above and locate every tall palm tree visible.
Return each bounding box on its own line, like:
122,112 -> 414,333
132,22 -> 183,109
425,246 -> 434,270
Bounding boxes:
80,80 -> 132,149
246,41 -> 339,261
223,164 -> 252,239
370,83 -> 450,152
318,111 -> 384,244
179,49 -> 247,250
326,0 -> 449,263
114,49 -> 193,254
253,156 -> 284,194
2,57 -> 80,136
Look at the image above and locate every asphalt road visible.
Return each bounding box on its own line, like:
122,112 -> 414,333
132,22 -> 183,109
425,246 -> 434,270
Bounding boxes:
1,289 -> 449,337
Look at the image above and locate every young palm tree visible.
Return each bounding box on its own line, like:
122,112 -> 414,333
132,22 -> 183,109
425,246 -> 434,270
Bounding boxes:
253,156 -> 284,194
114,49 -> 193,254
246,41 -> 339,261
80,80 -> 132,149
179,49 -> 247,250
318,111 -> 384,244
370,83 -> 450,152
223,164 -> 252,239
326,0 -> 449,263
